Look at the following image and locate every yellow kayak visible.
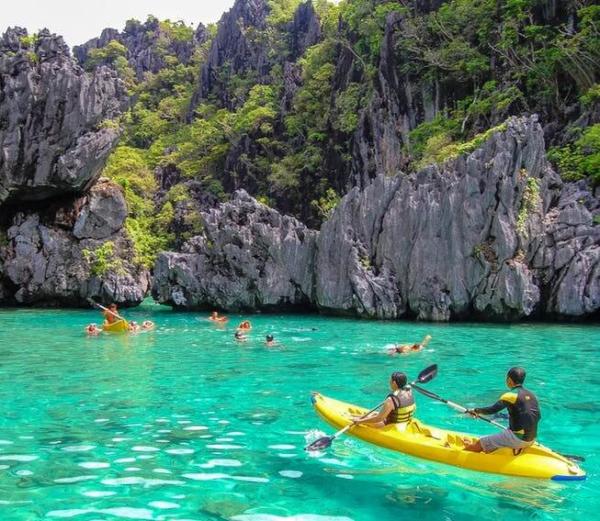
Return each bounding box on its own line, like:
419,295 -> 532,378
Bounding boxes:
312,393 -> 585,481
102,319 -> 129,333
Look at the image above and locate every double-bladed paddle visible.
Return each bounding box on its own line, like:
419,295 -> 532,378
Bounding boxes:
305,364 -> 438,452
411,383 -> 585,463
87,298 -> 127,322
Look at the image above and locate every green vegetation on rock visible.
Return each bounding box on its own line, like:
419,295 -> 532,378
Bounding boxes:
85,0 -> 598,268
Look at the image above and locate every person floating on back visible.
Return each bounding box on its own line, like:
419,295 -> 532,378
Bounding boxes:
352,372 -> 416,428
209,311 -> 227,323
388,334 -> 432,355
463,367 -> 541,454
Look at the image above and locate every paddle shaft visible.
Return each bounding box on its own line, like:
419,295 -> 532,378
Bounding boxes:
88,299 -> 125,322
411,384 -> 585,463
411,384 -> 505,429
327,399 -> 388,442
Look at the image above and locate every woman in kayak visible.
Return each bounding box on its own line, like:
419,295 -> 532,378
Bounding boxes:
388,334 -> 432,355
463,367 -> 540,453
352,372 -> 416,428
103,303 -> 120,324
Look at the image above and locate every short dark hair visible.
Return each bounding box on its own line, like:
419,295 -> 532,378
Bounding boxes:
266,335 -> 274,341
507,367 -> 526,384
391,371 -> 407,388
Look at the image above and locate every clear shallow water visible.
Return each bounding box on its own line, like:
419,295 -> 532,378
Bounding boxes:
0,301 -> 598,521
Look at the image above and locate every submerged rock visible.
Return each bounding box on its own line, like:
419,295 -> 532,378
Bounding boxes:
0,179 -> 149,306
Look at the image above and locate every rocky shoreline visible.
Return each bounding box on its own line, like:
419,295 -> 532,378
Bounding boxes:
0,19 -> 597,321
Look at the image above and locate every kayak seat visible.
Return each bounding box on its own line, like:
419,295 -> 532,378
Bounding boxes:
408,421 -> 443,440
446,434 -> 466,448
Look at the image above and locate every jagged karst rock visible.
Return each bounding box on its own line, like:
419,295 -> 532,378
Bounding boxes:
189,0 -> 322,113
152,190 -> 317,310
537,180 -> 600,317
154,116 -> 599,321
74,18 -> 206,79
0,28 -> 127,206
287,1 -> 321,60
190,0 -> 271,111
0,179 -> 149,306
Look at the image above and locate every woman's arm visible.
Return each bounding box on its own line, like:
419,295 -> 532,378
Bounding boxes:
353,398 -> 394,425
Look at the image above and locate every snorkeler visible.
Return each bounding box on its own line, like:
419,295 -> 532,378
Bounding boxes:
234,330 -> 248,342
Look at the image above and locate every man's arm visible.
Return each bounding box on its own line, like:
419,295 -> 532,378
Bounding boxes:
472,392 -> 517,415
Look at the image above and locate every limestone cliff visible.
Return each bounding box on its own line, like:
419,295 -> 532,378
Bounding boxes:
153,117 -> 599,321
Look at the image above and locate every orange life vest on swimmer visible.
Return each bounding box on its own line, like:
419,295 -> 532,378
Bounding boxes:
385,387 -> 416,424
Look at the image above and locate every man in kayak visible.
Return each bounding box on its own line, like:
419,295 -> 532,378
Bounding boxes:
464,367 -> 540,453
352,372 -> 416,428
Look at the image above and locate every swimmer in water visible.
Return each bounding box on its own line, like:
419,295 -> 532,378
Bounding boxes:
388,334 -> 432,355
85,323 -> 102,336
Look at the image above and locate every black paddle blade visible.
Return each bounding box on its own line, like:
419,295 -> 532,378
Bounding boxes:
305,436 -> 333,452
562,453 -> 585,463
417,364 -> 438,384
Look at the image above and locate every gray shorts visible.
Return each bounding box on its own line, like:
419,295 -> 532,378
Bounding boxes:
479,429 -> 534,453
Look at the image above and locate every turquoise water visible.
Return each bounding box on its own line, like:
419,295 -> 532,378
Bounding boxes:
0,301 -> 598,521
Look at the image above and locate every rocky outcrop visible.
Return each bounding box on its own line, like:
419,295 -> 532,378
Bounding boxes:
0,179 -> 149,306
0,28 -> 127,206
153,116 -> 599,321
316,116 -> 598,321
189,0 -> 323,113
73,18 -> 207,80
152,190 -> 317,310
287,1 -> 321,61
189,0 -> 271,112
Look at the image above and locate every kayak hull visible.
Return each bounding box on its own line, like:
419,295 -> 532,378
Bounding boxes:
102,320 -> 129,333
312,393 -> 585,481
